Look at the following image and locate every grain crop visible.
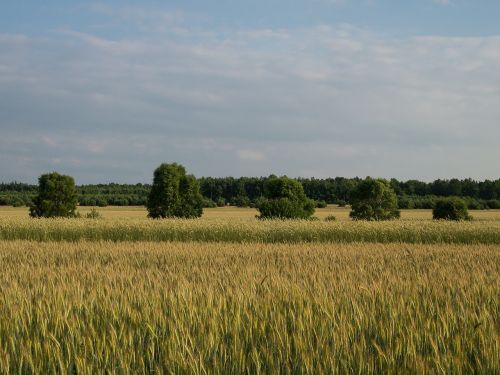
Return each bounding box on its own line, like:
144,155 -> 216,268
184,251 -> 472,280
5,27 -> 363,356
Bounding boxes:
0,241 -> 497,373
0,217 -> 499,244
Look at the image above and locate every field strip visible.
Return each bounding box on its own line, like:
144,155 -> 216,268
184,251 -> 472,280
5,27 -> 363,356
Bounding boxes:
1,218 -> 499,244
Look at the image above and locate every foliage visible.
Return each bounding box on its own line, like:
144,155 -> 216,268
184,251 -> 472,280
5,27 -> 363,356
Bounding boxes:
29,172 -> 78,218
486,199 -> 500,209
231,195 -> 251,208
85,208 -> 102,219
201,198 -> 217,208
315,200 -> 328,208
257,176 -> 315,219
433,197 -> 472,221
146,163 -> 203,219
324,215 -> 336,222
350,178 -> 400,221
2,177 -> 500,208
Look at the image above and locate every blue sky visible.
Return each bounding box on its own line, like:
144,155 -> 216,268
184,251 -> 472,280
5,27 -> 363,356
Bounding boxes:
1,1 -> 499,183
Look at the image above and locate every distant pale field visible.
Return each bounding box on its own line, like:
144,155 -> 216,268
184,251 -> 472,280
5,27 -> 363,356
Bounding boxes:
0,240 -> 498,373
1,205 -> 500,221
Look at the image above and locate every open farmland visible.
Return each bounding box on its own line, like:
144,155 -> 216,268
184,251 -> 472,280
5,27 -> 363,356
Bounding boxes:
1,217 -> 500,244
0,207 -> 499,373
0,241 -> 498,373
3,205 -> 500,221
1,206 -> 500,244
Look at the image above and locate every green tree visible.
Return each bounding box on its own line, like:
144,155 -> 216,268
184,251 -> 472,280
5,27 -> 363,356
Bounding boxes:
29,172 -> 78,218
433,197 -> 471,221
257,176 -> 315,219
349,177 -> 400,220
146,163 -> 203,218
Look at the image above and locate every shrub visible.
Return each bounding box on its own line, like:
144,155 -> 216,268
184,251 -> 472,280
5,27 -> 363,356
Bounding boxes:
232,195 -> 251,208
337,200 -> 347,207
257,176 -> 315,219
96,198 -> 108,207
433,197 -> 472,221
85,208 -> 102,219
397,195 -> 415,209
11,198 -> 26,207
315,200 -> 328,208
486,199 -> 500,209
413,196 -> 437,209
29,172 -> 78,218
349,178 -> 400,221
324,215 -> 336,222
146,163 -> 203,219
216,198 -> 226,207
202,198 -> 217,208
464,197 -> 485,210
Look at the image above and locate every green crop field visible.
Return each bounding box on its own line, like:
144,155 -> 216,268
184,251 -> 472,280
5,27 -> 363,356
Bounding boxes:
0,206 -> 498,373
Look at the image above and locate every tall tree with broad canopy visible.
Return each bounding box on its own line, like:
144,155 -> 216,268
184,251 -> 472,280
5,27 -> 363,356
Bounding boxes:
349,177 -> 400,221
257,176 -> 315,219
147,163 -> 203,218
29,172 -> 78,218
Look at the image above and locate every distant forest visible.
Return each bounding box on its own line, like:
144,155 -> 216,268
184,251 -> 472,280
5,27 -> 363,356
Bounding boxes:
1,177 -> 500,210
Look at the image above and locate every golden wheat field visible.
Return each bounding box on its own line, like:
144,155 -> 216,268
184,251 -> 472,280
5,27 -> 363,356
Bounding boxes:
0,241 -> 498,373
0,206 -> 499,373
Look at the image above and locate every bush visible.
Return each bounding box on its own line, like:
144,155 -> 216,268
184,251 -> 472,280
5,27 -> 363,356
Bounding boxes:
257,176 -> 315,219
486,199 -> 500,209
464,197 -> 485,210
324,215 -> 336,222
216,198 -> 226,207
11,198 -> 26,207
146,163 -> 203,219
349,178 -> 400,221
202,198 -> 217,208
315,200 -> 328,208
232,195 -> 251,208
96,198 -> 108,207
413,196 -> 437,209
85,208 -> 102,219
397,195 -> 415,209
433,197 -> 472,221
29,172 -> 78,218
337,200 -> 347,207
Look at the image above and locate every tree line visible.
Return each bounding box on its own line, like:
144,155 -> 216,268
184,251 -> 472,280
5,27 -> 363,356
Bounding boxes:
26,166 -> 473,221
1,176 -> 500,210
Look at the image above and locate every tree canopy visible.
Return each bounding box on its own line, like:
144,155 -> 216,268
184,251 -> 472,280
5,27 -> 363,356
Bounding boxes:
29,172 -> 78,218
257,176 -> 315,219
349,178 -> 400,221
146,163 -> 203,219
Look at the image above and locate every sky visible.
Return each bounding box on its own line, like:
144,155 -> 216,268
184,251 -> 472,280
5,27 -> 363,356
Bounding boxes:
1,1 -> 499,183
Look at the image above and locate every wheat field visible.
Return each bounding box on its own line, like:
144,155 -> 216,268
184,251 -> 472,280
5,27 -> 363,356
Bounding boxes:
2,205 -> 500,221
1,217 -> 500,244
0,241 -> 498,373
0,207 -> 499,373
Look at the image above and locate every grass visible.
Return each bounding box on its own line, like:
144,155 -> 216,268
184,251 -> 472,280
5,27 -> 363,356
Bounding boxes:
1,217 -> 499,244
0,241 -> 497,373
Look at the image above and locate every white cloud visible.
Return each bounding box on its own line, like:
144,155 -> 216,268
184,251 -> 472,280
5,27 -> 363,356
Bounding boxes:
1,17 -> 499,181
